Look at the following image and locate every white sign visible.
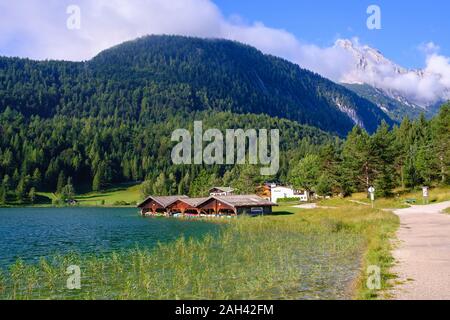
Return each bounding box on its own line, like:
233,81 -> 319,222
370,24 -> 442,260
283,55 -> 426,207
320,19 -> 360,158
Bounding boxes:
422,187 -> 429,198
368,187 -> 375,194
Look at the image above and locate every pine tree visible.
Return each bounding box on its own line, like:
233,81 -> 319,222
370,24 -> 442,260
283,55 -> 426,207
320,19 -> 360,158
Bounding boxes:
140,180 -> 153,199
0,185 -> 6,205
92,169 -> 104,192
56,171 -> 66,194
404,148 -> 421,189
177,173 -> 190,195
372,121 -> 396,197
2,175 -> 10,191
32,168 -> 42,189
29,187 -> 37,204
16,176 -> 29,203
433,103 -> 450,184
61,177 -> 76,201
167,173 -> 177,195
318,144 -> 341,195
152,172 -> 167,196
12,169 -> 20,190
289,154 -> 321,197
341,126 -> 374,192
393,117 -> 412,189
315,173 -> 334,197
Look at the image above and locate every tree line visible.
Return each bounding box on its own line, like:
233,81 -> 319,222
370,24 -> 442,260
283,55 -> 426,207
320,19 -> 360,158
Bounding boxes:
0,108 -> 332,204
288,104 -> 450,198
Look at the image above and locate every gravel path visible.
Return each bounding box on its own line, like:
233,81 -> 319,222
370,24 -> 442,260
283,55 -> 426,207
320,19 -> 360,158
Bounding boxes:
391,201 -> 450,300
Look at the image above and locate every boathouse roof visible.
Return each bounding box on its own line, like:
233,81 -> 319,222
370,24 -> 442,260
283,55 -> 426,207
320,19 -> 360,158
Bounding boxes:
138,195 -> 189,208
196,195 -> 277,208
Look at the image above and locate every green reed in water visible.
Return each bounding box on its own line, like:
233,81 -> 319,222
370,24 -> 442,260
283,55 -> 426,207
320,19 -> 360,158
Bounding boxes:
0,206 -> 397,300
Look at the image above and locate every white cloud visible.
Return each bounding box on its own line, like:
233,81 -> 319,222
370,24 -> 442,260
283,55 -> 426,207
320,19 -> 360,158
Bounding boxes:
1,0 -> 449,106
0,0 -> 356,78
336,38 -> 450,106
419,41 -> 440,55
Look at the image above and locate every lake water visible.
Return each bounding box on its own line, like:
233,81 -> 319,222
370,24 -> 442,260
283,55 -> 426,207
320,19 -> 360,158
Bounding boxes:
0,207 -> 219,269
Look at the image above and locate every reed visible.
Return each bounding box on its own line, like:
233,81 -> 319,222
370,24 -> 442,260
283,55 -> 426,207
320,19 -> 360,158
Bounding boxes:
0,205 -> 397,300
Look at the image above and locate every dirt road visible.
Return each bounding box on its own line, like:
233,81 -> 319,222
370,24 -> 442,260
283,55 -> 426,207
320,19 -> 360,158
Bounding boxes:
391,201 -> 450,300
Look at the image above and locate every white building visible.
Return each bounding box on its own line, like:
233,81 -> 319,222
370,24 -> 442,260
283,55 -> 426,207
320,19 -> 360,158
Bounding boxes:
270,185 -> 309,203
209,187 -> 235,196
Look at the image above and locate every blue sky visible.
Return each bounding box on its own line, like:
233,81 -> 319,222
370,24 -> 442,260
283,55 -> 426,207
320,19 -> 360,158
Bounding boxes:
214,0 -> 449,69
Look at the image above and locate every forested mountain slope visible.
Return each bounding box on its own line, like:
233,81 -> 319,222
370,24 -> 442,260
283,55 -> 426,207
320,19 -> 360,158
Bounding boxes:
0,35 -> 393,136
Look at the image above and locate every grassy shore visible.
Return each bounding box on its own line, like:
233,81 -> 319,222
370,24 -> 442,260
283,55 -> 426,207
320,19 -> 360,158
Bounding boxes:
0,204 -> 398,300
0,183 -> 143,208
320,186 -> 450,210
3,185 -> 447,209
21,183 -> 142,207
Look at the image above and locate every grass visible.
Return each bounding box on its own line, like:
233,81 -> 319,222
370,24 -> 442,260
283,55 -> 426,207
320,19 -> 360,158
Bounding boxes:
0,204 -> 398,300
74,182 -> 142,206
444,207 -> 450,215
14,185 -> 450,210
290,204 -> 399,299
0,183 -> 144,208
319,186 -> 450,210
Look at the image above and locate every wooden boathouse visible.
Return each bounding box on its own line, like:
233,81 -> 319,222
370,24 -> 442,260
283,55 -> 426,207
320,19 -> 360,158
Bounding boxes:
138,195 -> 277,216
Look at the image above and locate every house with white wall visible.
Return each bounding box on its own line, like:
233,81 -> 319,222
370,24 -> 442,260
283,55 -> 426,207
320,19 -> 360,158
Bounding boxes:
270,185 -> 309,203
209,187 -> 235,196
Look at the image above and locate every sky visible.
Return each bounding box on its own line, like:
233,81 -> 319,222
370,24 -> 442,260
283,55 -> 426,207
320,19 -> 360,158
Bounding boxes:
1,0 -> 449,105
214,0 -> 450,69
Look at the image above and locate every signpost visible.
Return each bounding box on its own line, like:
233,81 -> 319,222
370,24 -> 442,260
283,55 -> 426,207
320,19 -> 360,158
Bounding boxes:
422,186 -> 429,205
368,186 -> 375,208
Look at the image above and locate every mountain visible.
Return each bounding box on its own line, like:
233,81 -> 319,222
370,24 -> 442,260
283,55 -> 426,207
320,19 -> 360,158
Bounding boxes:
335,39 -> 448,119
0,35 -> 393,136
342,83 -> 433,121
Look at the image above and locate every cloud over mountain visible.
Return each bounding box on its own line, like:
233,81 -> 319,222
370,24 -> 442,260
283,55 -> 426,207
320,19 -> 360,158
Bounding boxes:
335,39 -> 450,107
1,0 -> 449,107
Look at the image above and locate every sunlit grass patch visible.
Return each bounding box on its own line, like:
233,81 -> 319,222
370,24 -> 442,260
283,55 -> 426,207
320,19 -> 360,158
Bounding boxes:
319,186 -> 450,210
74,183 -> 142,207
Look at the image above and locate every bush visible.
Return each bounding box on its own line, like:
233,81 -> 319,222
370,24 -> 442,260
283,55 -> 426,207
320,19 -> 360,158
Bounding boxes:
277,197 -> 301,203
52,198 -> 64,206
113,201 -> 130,206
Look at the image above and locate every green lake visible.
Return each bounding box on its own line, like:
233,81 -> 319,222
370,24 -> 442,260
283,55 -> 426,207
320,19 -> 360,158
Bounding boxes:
0,207 -> 219,269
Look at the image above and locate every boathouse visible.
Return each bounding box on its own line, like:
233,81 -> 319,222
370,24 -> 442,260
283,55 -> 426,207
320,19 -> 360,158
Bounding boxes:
138,194 -> 277,216
197,195 -> 276,215
138,195 -> 189,215
167,197 -> 210,216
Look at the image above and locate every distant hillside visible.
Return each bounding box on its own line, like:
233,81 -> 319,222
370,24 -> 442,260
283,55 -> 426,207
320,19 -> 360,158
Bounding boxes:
343,83 -> 434,121
0,35 -> 393,135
